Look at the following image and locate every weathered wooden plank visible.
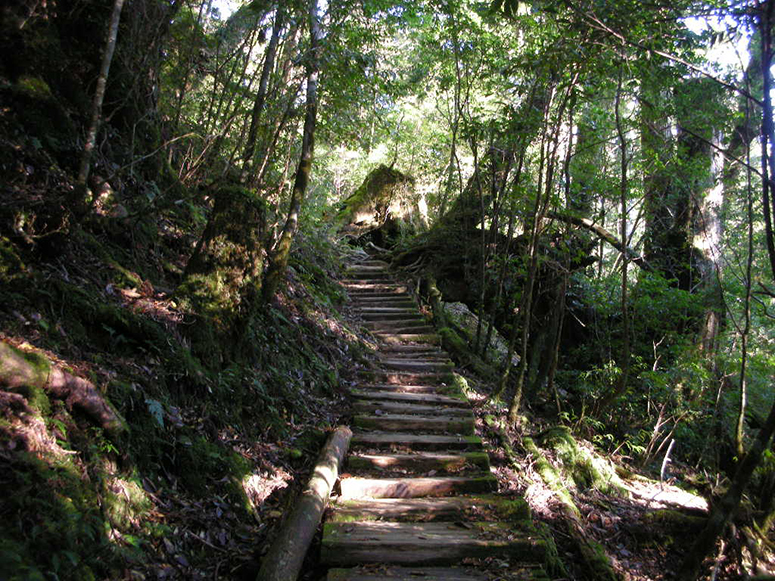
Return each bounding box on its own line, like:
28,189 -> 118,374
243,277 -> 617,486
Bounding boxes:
364,320 -> 429,330
326,567 -> 489,581
354,383 -> 444,394
347,451 -> 489,473
361,312 -> 424,321
352,413 -> 475,435
350,389 -> 467,407
352,399 -> 472,416
374,333 -> 441,345
351,432 -> 483,451
379,359 -> 454,372
329,494 -> 530,523
357,370 -> 452,384
338,474 -> 497,499
320,521 -> 543,566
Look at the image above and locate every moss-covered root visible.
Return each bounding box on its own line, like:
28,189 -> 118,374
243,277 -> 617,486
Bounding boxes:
0,341 -> 126,436
520,432 -> 621,581
538,426 -> 627,496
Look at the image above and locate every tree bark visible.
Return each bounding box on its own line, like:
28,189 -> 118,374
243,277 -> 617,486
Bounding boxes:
262,0 -> 321,301
678,4 -> 775,577
242,6 -> 284,178
76,0 -> 126,205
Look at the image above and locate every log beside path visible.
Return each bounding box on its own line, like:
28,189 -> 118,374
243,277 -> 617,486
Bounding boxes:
317,259 -> 548,580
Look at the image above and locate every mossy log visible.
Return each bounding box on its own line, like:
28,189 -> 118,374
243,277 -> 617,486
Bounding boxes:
0,341 -> 126,436
485,417 -> 620,581
537,426 -> 627,496
257,425 -> 352,581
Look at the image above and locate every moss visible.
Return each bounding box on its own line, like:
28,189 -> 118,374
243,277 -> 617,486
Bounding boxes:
643,509 -> 706,529
523,435 -> 579,516
15,76 -> 53,99
0,237 -> 25,280
435,373 -> 469,401
103,475 -> 151,531
532,520 -> 568,578
0,450 -> 114,580
538,426 -> 626,496
438,327 -> 497,380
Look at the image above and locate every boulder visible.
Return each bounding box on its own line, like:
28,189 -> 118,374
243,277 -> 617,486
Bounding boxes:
443,302 -> 519,367
336,165 -> 427,245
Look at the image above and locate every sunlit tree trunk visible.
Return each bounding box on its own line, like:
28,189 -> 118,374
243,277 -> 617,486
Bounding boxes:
679,4 -> 775,576
241,6 -> 284,179
596,68 -> 630,415
76,0 -> 126,206
262,0 -> 320,301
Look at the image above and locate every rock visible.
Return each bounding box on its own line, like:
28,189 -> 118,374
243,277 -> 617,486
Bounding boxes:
442,302 -> 518,366
335,165 -> 428,244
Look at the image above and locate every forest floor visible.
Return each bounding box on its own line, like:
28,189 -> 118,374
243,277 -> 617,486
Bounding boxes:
468,381 -> 755,581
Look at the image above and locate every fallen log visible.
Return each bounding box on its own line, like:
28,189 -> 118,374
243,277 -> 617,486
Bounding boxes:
485,416 -> 621,581
0,340 -> 126,436
257,425 -> 352,581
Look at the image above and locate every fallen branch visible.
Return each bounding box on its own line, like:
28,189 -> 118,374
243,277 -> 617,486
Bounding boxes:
257,425 -> 352,581
0,340 -> 126,436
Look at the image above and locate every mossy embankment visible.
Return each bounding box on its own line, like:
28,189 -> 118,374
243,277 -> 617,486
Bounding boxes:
0,184 -> 368,579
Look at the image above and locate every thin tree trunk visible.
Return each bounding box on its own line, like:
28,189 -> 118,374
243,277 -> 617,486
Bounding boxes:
242,7 -> 284,178
262,0 -> 321,301
76,0 -> 126,202
597,67 -> 630,415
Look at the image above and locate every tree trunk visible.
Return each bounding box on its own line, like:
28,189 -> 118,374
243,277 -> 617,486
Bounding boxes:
76,0 -> 126,207
597,68 -> 631,415
679,4 -> 775,576
242,6 -> 284,178
262,0 -> 321,301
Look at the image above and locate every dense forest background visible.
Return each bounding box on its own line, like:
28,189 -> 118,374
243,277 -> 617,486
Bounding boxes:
2,0 -> 775,579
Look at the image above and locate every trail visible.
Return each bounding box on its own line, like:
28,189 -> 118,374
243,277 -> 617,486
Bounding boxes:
319,259 -> 548,580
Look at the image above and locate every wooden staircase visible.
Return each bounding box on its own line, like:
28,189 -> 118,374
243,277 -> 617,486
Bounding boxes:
321,259 -> 548,580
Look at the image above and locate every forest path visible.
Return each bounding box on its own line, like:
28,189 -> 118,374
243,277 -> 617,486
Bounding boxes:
320,259 -> 548,580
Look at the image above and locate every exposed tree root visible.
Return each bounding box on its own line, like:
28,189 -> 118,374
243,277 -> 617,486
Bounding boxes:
0,340 -> 126,436
486,416 -> 621,581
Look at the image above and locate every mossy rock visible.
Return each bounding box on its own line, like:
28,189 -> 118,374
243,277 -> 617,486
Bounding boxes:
335,164 -> 424,244
538,426 -> 626,496
10,75 -> 75,147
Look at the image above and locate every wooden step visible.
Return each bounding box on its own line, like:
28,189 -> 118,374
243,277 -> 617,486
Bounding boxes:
338,474 -> 497,499
351,432 -> 483,451
344,284 -> 409,293
374,333 -> 440,345
356,301 -> 415,309
355,384 -> 446,394
379,350 -> 449,359
320,521 -> 542,566
363,318 -> 427,328
352,399 -> 472,417
347,451 -> 489,473
360,307 -> 419,314
346,265 -> 388,272
379,344 -> 444,354
353,413 -> 474,435
361,312 -> 424,321
351,389 -> 468,407
369,324 -> 437,335
329,494 -> 530,523
358,370 -> 453,384
379,359 -> 454,372
327,567 -> 489,581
